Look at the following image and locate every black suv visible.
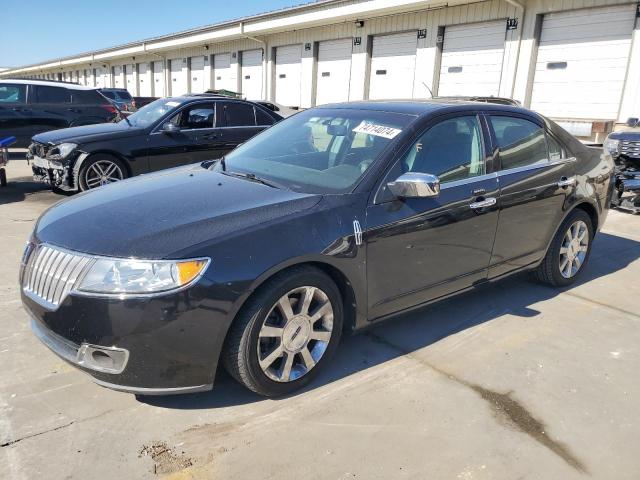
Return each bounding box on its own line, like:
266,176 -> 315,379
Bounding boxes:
0,79 -> 117,147
99,88 -> 136,112
28,95 -> 282,191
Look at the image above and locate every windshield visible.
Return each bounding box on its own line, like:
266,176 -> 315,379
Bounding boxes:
125,98 -> 183,128
217,108 -> 415,194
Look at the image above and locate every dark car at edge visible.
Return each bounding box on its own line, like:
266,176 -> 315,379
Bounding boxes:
28,95 -> 282,191
0,79 -> 118,147
19,100 -> 614,397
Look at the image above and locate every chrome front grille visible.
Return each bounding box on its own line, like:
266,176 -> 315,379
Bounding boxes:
620,140 -> 640,159
22,244 -> 94,309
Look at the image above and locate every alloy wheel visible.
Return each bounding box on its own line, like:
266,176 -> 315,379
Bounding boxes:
257,286 -> 334,383
84,160 -> 124,189
559,220 -> 589,278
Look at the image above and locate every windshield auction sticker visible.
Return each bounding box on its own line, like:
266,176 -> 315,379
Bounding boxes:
352,121 -> 402,139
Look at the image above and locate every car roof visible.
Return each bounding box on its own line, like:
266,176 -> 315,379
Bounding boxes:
315,99 -> 538,118
0,79 -> 96,91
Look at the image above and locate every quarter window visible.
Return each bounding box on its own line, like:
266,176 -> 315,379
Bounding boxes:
489,116 -> 548,170
0,84 -> 26,104
400,116 -> 485,183
255,108 -> 275,126
547,133 -> 564,161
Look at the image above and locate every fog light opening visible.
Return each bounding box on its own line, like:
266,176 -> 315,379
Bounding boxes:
91,350 -> 114,368
77,344 -> 129,374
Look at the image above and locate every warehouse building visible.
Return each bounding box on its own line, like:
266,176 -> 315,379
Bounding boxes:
2,0 -> 639,140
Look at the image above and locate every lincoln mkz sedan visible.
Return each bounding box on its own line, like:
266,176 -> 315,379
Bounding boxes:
20,101 -> 614,397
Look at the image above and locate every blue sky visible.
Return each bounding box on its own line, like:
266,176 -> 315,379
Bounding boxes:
0,0 -> 307,67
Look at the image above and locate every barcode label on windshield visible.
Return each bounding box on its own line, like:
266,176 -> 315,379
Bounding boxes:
352,121 -> 402,139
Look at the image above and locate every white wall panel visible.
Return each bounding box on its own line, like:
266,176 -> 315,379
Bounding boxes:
241,49 -> 263,99
530,4 -> 636,120
316,38 -> 352,105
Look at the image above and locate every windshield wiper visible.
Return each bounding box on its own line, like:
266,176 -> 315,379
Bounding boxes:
222,170 -> 282,189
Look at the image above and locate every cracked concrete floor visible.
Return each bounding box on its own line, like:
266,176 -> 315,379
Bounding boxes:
2,159 -> 640,479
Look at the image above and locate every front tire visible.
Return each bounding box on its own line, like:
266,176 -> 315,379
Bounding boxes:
222,266 -> 343,397
78,155 -> 127,191
535,209 -> 593,287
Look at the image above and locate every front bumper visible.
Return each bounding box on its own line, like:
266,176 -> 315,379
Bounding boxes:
21,280 -> 229,395
28,150 -> 86,191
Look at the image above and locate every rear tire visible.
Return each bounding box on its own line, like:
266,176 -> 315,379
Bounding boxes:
78,155 -> 127,191
222,266 -> 343,397
535,209 -> 593,287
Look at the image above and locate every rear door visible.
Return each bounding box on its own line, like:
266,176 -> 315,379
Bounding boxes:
0,83 -> 32,146
486,114 -> 576,278
366,113 -> 499,319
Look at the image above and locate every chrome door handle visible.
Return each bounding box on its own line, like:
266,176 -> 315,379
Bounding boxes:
557,176 -> 576,188
469,197 -> 497,209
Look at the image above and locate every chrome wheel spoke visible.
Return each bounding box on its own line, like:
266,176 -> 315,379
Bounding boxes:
559,257 -> 569,272
300,286 -> 315,315
259,325 -> 284,338
573,255 -> 583,270
310,329 -> 331,342
278,295 -> 295,321
259,344 -> 284,370
559,246 -> 569,255
300,347 -> 316,370
280,352 -> 295,382
309,300 -> 332,323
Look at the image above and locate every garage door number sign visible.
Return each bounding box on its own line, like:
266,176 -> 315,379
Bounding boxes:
353,121 -> 402,139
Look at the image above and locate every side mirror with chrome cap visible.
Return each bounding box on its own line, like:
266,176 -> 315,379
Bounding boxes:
161,122 -> 181,134
387,172 -> 441,199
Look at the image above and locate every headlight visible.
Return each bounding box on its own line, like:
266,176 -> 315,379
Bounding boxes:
47,142 -> 77,160
76,257 -> 209,295
603,137 -> 619,157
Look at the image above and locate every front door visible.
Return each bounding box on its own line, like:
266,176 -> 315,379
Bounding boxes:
486,114 -> 577,278
366,114 -> 500,320
147,102 -> 218,172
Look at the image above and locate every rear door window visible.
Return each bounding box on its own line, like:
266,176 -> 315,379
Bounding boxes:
219,102 -> 256,127
489,116 -> 548,170
34,85 -> 71,104
0,84 -> 26,104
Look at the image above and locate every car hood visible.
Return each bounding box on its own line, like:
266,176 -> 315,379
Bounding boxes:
35,164 -> 322,258
32,122 -> 144,145
608,127 -> 640,141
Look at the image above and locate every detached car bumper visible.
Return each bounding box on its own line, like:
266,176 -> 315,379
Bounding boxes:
21,282 -> 230,395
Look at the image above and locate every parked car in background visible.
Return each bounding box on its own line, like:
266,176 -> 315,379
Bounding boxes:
28,94 -> 282,191
0,79 -> 118,147
433,96 -> 521,106
21,100 -> 614,397
604,117 -> 640,213
99,88 -> 136,112
133,96 -> 158,109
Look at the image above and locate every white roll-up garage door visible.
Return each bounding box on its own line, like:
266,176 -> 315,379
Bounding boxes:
316,38 -> 353,105
275,44 -> 303,108
170,59 -> 188,96
213,53 -> 233,91
95,67 -> 106,88
369,32 -> 417,100
138,63 -> 152,97
241,49 -> 263,100
113,66 -> 124,88
438,21 -> 506,97
125,64 -> 136,96
86,69 -> 94,87
530,4 -> 636,120
190,56 -> 206,94
153,61 -> 165,97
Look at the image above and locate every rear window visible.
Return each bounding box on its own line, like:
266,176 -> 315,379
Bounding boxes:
72,89 -> 106,104
34,85 -> 71,104
116,90 -> 132,100
0,84 -> 26,104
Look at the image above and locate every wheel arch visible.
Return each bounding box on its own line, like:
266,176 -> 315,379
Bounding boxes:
226,260 -> 359,343
74,150 -> 133,179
